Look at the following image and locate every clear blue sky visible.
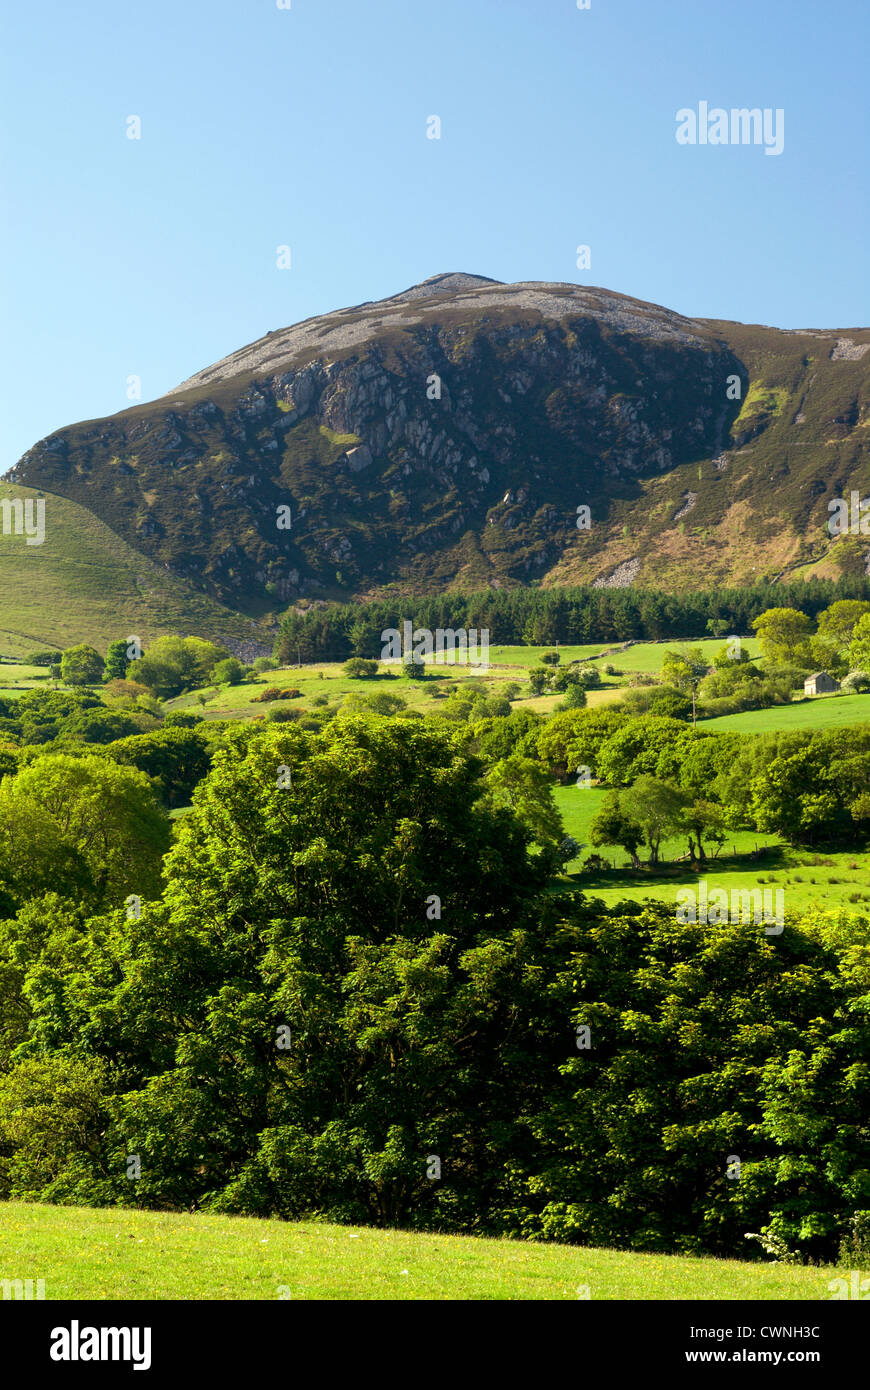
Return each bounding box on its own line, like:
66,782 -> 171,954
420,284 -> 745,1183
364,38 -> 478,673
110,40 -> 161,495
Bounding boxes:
1,0 -> 867,468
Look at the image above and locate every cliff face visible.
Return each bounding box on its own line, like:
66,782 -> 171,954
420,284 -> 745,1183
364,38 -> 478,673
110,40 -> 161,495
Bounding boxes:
9,274 -> 870,606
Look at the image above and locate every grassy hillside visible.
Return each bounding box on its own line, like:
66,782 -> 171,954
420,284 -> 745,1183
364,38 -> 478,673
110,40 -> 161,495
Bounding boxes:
0,482 -> 270,658
0,1201 -> 845,1300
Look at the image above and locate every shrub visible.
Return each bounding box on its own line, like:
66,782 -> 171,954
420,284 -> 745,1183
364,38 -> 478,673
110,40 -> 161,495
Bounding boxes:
212,658 -> 244,686
252,687 -> 302,703
402,653 -> 426,681
343,658 -> 379,679
842,670 -> 870,692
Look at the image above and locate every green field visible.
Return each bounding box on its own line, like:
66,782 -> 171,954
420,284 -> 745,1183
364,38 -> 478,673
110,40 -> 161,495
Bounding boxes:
0,1201 -> 846,1301
165,660 -> 537,721
555,784 -> 870,915
487,644 -> 612,666
588,638 -> 761,675
0,482 -> 268,658
701,692 -> 870,733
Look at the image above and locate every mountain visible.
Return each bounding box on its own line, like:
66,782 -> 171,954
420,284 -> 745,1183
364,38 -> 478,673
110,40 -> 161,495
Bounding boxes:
7,274 -> 870,635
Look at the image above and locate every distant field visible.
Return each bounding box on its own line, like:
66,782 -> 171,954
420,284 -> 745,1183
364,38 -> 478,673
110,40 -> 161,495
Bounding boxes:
0,482 -> 269,657
701,692 -> 870,733
555,784 -> 870,915
0,1201 -> 844,1301
587,637 -> 761,675
486,644 -> 610,666
166,660 -> 536,721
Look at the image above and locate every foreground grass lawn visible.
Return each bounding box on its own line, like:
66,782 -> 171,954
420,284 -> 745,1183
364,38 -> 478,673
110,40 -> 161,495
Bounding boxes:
0,1202 -> 844,1301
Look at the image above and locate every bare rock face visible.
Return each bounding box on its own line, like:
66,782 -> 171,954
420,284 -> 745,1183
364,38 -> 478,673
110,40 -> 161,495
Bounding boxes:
10,274 -> 869,602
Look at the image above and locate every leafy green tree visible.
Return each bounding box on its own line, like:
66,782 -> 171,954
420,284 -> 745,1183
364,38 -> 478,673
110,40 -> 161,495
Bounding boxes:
815,600 -> 870,653
0,786 -> 91,906
624,775 -> 686,865
25,650 -> 59,667
60,645 -> 104,687
104,728 -> 212,808
103,639 -> 131,682
536,707 -> 626,781
596,716 -> 687,786
471,709 -> 541,763
559,684 -> 588,711
340,691 -> 407,717
847,612 -> 870,673
517,902 -> 866,1263
527,667 -> 551,695
590,791 -> 643,868
0,1053 -> 116,1203
680,798 -> 726,862
129,636 -> 231,699
11,718 -> 552,1219
752,608 -> 815,667
481,755 -> 564,862
6,754 -> 169,903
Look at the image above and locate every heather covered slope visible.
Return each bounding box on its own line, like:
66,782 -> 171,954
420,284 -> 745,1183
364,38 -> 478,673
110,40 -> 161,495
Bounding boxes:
8,274 -> 869,613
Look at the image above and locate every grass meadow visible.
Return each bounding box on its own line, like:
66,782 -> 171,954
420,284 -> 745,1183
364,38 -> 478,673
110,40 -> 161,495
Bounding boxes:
0,1201 -> 846,1301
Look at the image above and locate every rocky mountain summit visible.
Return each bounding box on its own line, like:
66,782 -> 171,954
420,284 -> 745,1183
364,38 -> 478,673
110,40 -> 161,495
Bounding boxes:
9,275 -> 870,607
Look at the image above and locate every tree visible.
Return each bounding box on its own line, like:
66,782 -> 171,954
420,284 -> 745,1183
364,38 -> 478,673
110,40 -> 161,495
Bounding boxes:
590,791 -> 643,869
680,798 -> 726,862
0,1053 -> 115,1203
560,684 -> 588,710
60,645 -> 104,687
527,667 -> 551,695
847,612 -> 870,673
340,691 -> 407,717
752,608 -> 814,667
540,651 -> 560,666
0,786 -> 92,905
481,755 -> 565,862
661,647 -> 708,723
624,775 -> 686,865
17,718 -> 552,1220
104,728 -> 212,808
25,649 -> 59,667
128,636 -> 231,699
536,708 -> 626,781
6,754 -> 169,903
596,716 -> 688,786
103,639 -> 131,682
815,600 -> 870,653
